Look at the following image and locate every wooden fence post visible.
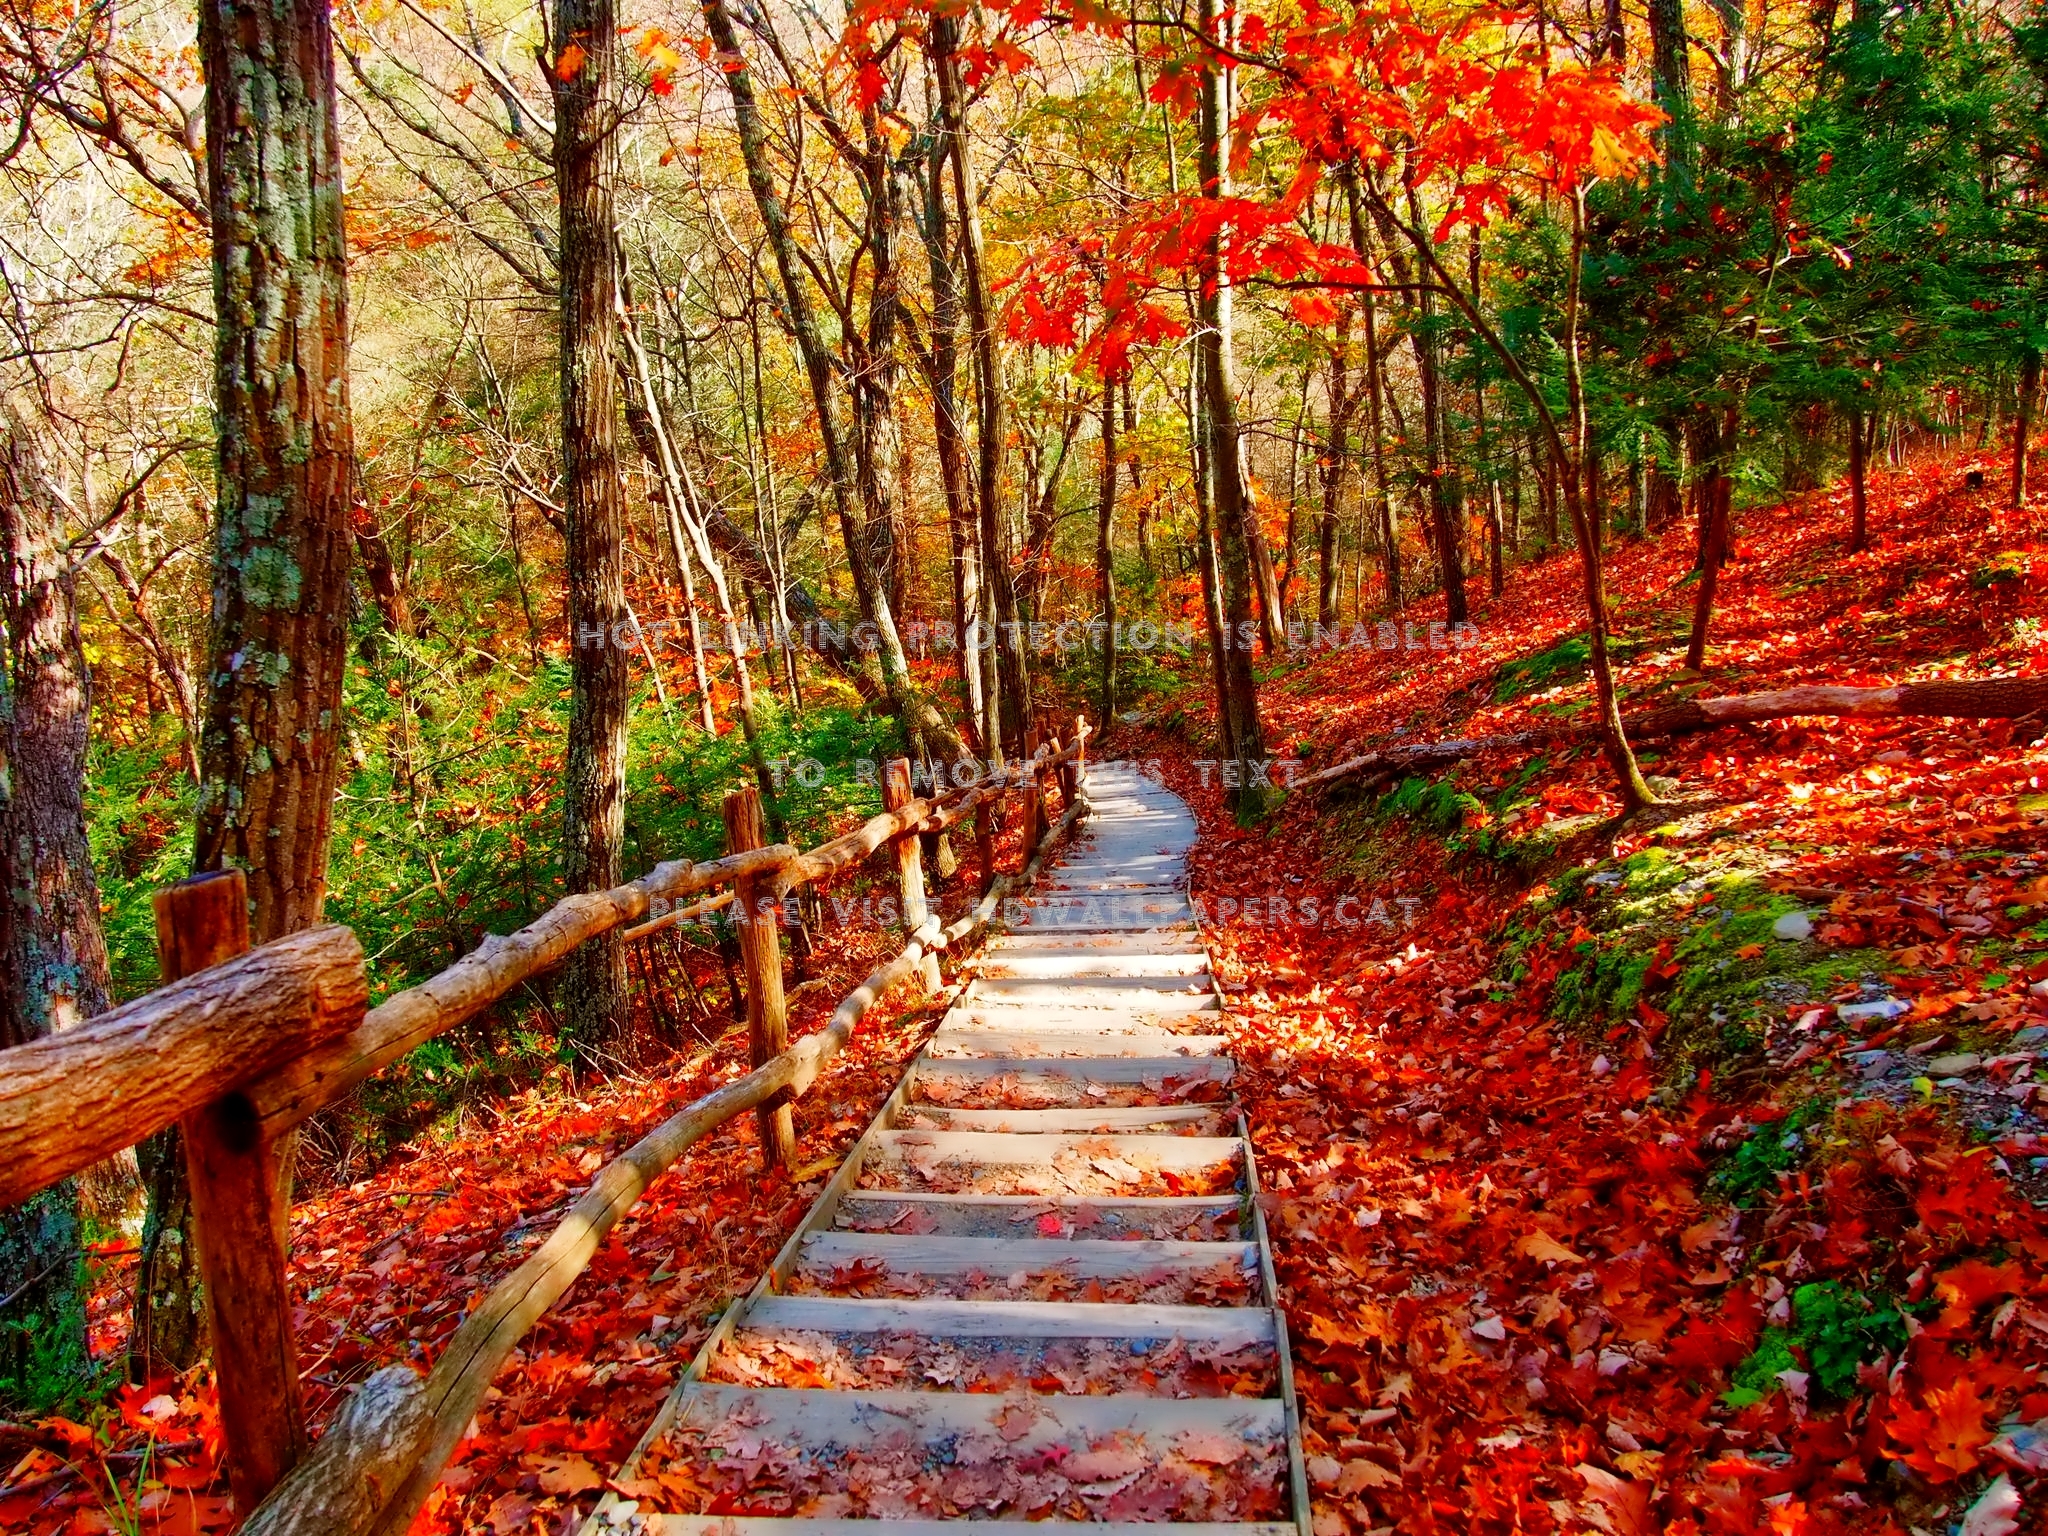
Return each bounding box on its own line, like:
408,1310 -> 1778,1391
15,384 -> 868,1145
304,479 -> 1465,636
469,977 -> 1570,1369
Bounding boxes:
1072,713 -> 1087,800
976,796 -> 996,897
1021,759 -> 1045,867
723,787 -> 795,1170
155,868 -> 308,1508
882,759 -> 942,991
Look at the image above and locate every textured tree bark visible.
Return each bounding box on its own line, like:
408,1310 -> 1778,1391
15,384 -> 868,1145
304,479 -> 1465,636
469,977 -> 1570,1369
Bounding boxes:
1195,0 -> 1271,814
548,0 -> 630,1042
1847,405 -> 1869,551
150,0 -> 357,1380
190,0 -> 354,944
0,400 -> 109,1403
238,1366 -> 429,1536
914,132 -> 990,754
1317,309 -> 1354,627
1686,406 -> 1738,670
2013,349 -> 2040,510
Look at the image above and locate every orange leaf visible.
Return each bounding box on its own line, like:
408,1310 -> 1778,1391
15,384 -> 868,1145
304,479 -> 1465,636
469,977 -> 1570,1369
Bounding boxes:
554,42 -> 587,81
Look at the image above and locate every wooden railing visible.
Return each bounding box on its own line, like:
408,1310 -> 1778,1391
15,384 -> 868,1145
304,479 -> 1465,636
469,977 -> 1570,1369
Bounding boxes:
0,718 -> 1093,1535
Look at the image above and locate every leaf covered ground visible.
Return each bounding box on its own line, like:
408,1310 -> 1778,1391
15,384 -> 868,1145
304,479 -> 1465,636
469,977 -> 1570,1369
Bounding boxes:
1142,444 -> 2048,1535
7,446 -> 2045,1535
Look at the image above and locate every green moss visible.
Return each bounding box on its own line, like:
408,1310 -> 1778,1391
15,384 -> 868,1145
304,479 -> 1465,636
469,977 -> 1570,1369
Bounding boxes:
1725,1280 -> 1911,1407
1492,634 -> 1591,702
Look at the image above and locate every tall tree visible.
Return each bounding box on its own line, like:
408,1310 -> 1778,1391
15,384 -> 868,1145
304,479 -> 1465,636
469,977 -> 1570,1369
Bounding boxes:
0,399 -> 108,1406
1195,0 -> 1271,813
548,0 -> 630,1040
135,0 -> 360,1378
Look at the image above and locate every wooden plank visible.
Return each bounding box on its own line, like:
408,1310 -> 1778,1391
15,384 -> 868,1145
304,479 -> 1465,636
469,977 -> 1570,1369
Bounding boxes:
986,931 -> 1205,954
672,1382 -> 1285,1449
924,1028 -> 1230,1059
0,922 -> 367,1207
909,1055 -> 1236,1093
937,1011 -> 1220,1036
793,1232 -> 1257,1284
974,952 -> 1210,978
832,1190 -> 1247,1240
160,871 -> 308,1507
893,1103 -> 1230,1134
872,1128 -> 1241,1161
969,977 -> 1216,1006
741,1295 -> 1278,1345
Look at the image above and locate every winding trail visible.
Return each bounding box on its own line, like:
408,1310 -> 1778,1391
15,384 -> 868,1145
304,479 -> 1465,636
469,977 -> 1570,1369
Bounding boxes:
586,761 -> 1308,1536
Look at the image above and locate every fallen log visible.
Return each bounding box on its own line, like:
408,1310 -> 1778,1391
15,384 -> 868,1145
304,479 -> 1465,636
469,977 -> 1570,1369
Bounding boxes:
1293,674 -> 2048,792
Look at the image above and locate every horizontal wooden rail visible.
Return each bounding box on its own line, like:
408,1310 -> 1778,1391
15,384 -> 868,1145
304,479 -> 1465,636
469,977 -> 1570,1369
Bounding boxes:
243,845 -> 793,1136
245,750 -> 1095,1536
0,926 -> 367,1208
622,889 -> 735,942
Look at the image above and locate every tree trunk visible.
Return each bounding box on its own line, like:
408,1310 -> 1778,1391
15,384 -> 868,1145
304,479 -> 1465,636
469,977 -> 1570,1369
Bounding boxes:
1196,0 -> 1270,813
1686,406 -> 1738,670
703,0 -> 931,764
146,0 -> 358,1380
1848,404 -> 1869,551
934,15 -> 1029,756
1316,309 -> 1352,627
548,0 -> 629,1044
191,0 -> 355,944
0,401 -> 108,1405
915,128 -> 989,755
1189,396 -> 1236,773
1377,184 -> 1466,623
2014,348 -> 2040,509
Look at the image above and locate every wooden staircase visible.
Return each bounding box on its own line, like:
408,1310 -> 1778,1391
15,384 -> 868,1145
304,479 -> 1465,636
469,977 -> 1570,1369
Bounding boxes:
586,762 -> 1308,1536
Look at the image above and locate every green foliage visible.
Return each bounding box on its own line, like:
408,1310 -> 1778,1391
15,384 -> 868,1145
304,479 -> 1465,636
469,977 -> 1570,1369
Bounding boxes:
1491,636 -> 1590,703
1726,1281 -> 1911,1407
1714,1097 -> 1832,1205
0,1186 -> 90,1416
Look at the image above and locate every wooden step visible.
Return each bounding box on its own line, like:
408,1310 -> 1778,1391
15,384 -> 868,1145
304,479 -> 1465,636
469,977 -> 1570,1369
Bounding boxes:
909,1056 -> 1236,1106
858,1130 -> 1244,1198
669,1379 -> 1287,1452
941,1003 -> 1223,1030
986,931 -> 1205,954
969,976 -> 1217,1008
891,1102 -> 1232,1134
925,1027 -> 1230,1059
789,1232 -> 1259,1292
973,951 -> 1210,978
832,1191 -> 1247,1240
739,1295 -> 1278,1346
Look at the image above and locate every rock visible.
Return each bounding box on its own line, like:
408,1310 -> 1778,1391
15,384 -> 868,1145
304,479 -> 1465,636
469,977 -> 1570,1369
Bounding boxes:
1929,1053 -> 1983,1078
1838,997 -> 1910,1023
1591,1054 -> 1613,1078
1773,911 -> 1815,941
2014,1025 -> 2048,1047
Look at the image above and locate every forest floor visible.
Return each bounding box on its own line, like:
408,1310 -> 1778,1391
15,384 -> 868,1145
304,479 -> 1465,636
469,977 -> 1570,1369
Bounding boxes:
5,442 -> 2046,1536
1140,440 -> 2048,1536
